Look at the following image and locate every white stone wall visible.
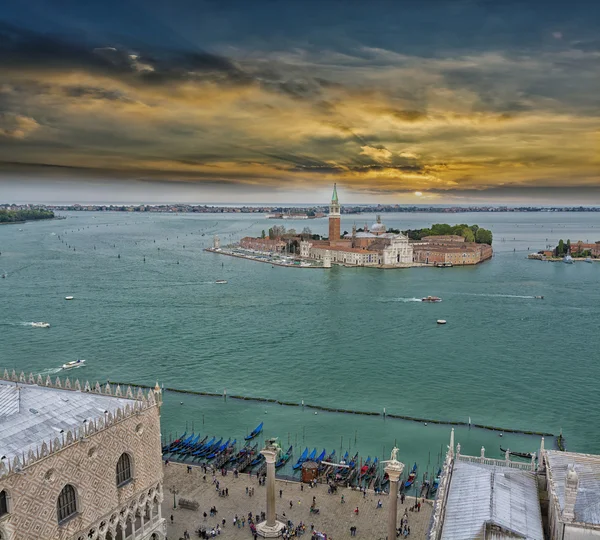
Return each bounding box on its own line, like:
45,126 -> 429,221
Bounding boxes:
0,399 -> 165,540
382,236 -> 413,265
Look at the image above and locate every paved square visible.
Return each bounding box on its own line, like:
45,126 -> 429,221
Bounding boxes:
163,463 -> 432,539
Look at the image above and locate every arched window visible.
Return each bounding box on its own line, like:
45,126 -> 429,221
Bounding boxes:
116,453 -> 132,487
57,484 -> 77,523
0,490 -> 8,516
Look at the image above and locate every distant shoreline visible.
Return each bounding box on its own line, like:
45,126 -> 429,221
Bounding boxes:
5,205 -> 600,214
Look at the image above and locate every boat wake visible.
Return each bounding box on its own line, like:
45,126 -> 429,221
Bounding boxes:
459,293 -> 537,300
37,367 -> 63,376
21,322 -> 51,328
380,297 -> 422,303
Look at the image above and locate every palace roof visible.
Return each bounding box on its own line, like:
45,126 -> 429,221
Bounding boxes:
440,460 -> 543,540
546,450 -> 600,525
0,378 -> 137,465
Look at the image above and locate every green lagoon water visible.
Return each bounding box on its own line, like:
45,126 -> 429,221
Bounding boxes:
1,211 -> 599,479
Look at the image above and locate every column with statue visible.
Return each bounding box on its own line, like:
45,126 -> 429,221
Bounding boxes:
384,447 -> 405,540
256,438 -> 285,537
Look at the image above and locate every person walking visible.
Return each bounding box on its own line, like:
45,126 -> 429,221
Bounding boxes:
289,500 -> 293,509
341,494 -> 345,504
280,489 -> 283,498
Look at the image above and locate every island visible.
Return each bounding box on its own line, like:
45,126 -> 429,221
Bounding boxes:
206,185 -> 494,269
0,208 -> 55,224
529,238 -> 599,262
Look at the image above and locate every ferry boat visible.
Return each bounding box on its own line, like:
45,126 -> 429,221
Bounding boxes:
422,296 -> 442,303
435,262 -> 453,268
31,322 -> 50,328
62,359 -> 86,370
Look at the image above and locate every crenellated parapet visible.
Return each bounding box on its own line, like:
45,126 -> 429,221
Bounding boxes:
0,369 -> 162,480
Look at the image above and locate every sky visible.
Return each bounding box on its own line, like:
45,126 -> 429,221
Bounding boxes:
0,0 -> 599,204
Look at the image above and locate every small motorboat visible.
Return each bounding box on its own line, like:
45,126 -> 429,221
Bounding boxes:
62,359 -> 86,370
437,319 -> 447,325
563,255 -> 574,264
585,258 -> 593,263
535,296 -> 544,299
215,280 -> 228,284
65,296 -> 74,300
422,296 -> 442,302
31,322 -> 50,328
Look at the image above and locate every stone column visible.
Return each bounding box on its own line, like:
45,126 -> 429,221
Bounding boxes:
384,449 -> 405,540
256,444 -> 285,538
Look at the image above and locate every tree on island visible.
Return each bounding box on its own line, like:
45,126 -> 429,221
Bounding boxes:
0,208 -> 55,223
462,228 -> 475,242
269,225 -> 286,239
475,228 -> 492,245
261,230 -> 266,239
402,223 -> 493,245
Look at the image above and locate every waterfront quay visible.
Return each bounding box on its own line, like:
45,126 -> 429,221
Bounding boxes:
163,462 -> 433,539
205,246 -> 325,268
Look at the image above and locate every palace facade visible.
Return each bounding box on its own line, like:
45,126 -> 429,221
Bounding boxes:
0,371 -> 166,540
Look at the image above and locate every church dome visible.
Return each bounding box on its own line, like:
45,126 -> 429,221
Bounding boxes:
370,222 -> 386,234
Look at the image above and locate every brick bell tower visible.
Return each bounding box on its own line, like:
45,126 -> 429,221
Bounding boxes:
329,183 -> 341,243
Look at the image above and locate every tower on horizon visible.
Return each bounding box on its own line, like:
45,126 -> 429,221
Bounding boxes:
329,183 -> 341,242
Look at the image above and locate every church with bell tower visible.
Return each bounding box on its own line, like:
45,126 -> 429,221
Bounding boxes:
299,183 -> 414,267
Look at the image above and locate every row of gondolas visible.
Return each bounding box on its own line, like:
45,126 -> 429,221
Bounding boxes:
161,422 -> 442,497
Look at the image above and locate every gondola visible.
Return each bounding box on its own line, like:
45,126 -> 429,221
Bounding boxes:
162,432 -> 187,453
404,463 -> 417,488
292,448 -> 309,470
276,446 -> 293,468
308,448 -> 317,461
250,453 -> 265,467
231,443 -> 257,464
500,446 -> 532,459
207,439 -> 232,460
244,422 -> 264,441
191,437 -> 215,457
316,449 -> 326,463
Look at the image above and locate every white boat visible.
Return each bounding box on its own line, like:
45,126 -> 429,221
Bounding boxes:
563,255 -> 574,264
437,319 -> 447,325
585,258 -> 593,263
62,359 -> 86,370
65,296 -> 74,300
215,280 -> 228,284
31,322 -> 50,328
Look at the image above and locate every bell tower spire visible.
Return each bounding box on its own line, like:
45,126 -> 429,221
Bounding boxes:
329,183 -> 341,242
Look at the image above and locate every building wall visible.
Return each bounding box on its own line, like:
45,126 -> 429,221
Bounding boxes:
422,235 -> 465,243
412,243 -> 492,265
240,237 -> 285,252
0,402 -> 165,540
382,238 -> 414,265
329,216 -> 340,242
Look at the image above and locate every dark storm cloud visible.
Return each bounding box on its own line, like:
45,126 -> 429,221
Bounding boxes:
0,22 -> 255,88
63,85 -> 130,101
